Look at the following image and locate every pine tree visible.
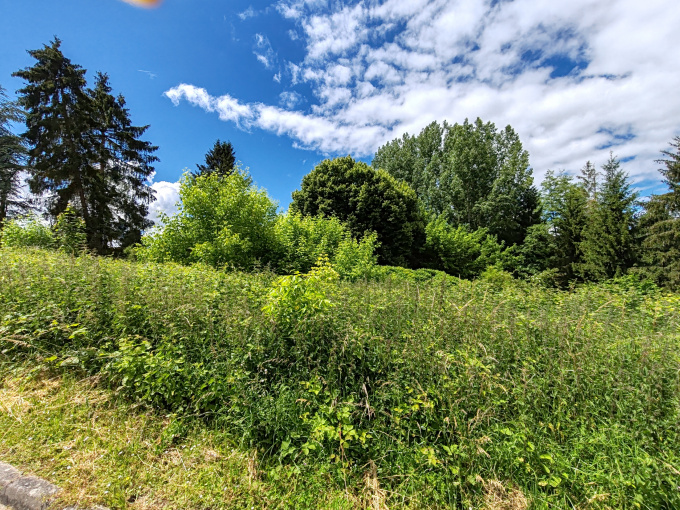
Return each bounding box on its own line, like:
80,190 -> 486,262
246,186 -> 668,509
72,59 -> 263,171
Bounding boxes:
0,85 -> 29,225
577,161 -> 598,201
13,39 -> 157,253
195,139 -> 236,177
578,153 -> 638,280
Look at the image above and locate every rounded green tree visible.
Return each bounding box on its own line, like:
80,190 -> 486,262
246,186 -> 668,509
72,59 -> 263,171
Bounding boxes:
291,156 -> 425,267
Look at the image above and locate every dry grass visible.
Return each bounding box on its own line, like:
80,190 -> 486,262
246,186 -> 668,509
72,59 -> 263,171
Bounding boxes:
482,479 -> 528,510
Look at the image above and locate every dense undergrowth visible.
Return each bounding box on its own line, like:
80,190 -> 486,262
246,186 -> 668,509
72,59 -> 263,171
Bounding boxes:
1,248 -> 679,509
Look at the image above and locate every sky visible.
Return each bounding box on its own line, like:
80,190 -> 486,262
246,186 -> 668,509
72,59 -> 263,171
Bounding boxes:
1,0 -> 679,222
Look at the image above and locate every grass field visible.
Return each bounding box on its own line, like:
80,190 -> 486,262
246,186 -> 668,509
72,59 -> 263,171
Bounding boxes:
1,249 -> 679,509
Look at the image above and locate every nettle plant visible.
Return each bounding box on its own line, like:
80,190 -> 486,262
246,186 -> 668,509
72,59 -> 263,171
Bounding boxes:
262,255 -> 338,336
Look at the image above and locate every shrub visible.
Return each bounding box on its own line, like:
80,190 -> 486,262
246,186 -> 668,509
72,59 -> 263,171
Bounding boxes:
0,215 -> 54,249
138,170 -> 278,270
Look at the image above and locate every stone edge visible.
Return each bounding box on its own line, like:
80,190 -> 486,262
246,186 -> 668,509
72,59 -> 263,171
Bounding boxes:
0,461 -> 108,510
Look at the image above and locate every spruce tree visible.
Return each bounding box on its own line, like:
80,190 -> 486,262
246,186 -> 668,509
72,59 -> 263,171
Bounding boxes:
13,38 -> 94,230
639,137 -> 680,288
578,153 -> 638,280
87,72 -> 157,251
195,139 -> 236,177
13,39 -> 157,253
0,85 -> 29,225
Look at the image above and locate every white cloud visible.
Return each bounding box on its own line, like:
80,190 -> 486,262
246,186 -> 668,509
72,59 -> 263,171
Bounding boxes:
280,91 -> 303,109
238,6 -> 256,20
168,0 -> 680,189
148,180 -> 180,224
253,33 -> 277,70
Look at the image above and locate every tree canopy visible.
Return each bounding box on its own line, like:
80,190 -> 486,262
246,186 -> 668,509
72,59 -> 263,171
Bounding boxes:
0,85 -> 28,226
290,156 -> 426,267
194,139 -> 236,178
373,118 -> 541,246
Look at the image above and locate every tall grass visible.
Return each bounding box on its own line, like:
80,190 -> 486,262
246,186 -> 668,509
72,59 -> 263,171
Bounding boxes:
1,248 -> 679,508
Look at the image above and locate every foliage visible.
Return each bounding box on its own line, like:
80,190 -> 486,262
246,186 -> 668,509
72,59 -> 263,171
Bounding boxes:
540,171 -> 588,283
0,215 -> 54,249
0,85 -> 28,226
373,118 -> 541,246
86,72 -> 157,251
53,205 -> 87,255
423,216 -> 502,278
578,153 -> 639,280
636,138 -> 680,289
2,248 -> 679,508
291,156 -> 426,267
13,38 -> 157,253
194,139 -> 236,178
138,170 -> 278,270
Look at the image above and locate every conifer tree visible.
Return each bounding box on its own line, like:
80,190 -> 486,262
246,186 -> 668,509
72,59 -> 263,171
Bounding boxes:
13,39 -> 157,253
195,139 -> 236,178
0,85 -> 28,225
578,153 -> 638,280
639,137 -> 680,288
13,38 -> 93,228
87,72 -> 157,251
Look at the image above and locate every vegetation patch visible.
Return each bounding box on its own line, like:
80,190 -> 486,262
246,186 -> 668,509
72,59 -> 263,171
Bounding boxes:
2,249 -> 679,508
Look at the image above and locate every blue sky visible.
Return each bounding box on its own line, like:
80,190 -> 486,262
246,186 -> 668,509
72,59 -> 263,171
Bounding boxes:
2,0 -> 679,220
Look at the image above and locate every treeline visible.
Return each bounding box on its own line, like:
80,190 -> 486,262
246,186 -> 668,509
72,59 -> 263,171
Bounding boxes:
1,39 -> 679,289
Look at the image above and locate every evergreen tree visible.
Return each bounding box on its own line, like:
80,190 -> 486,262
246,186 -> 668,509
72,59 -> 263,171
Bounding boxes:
578,153 -> 638,280
638,137 -> 680,289
0,85 -> 29,225
540,171 -> 588,283
13,38 -> 93,230
13,39 -> 157,253
87,72 -> 157,251
195,139 -> 236,177
577,161 -> 598,201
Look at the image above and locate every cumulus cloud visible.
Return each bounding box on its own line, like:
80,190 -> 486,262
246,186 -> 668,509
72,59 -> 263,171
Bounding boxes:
148,180 -> 180,225
167,0 -> 680,188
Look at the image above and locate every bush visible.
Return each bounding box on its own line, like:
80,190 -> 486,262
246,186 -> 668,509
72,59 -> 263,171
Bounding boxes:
424,216 -> 502,278
0,215 -> 54,249
137,170 -> 278,269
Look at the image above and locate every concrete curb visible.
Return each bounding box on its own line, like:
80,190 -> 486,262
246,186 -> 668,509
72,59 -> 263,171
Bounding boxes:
0,462 -> 107,510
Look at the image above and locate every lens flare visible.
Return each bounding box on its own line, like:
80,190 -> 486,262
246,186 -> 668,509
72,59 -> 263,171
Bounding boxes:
122,0 -> 162,8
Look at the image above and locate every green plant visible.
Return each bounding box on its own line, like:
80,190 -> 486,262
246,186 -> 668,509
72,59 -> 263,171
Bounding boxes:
0,215 -> 54,249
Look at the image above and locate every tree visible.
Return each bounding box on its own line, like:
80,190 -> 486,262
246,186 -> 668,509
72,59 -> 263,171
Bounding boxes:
138,170 -> 278,269
13,39 -> 157,253
194,139 -> 236,178
291,156 -> 426,267
87,72 -> 157,251
0,85 -> 29,226
578,153 -> 638,280
373,118 -> 540,246
637,137 -> 680,289
540,171 -> 588,282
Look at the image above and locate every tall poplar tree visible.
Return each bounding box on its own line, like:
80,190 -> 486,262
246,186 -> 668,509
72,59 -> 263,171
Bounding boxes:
373,118 -> 540,246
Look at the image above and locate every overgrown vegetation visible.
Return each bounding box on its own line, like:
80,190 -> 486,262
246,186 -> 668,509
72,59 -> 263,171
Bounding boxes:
2,248 -> 679,508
